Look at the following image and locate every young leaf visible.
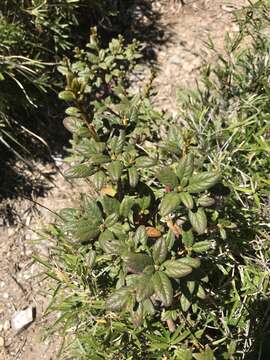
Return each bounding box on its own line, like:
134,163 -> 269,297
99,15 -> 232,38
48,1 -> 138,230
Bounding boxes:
160,192 -> 181,217
187,172 -> 220,193
152,238 -> 168,265
163,259 -> 193,279
156,167 -> 179,188
188,208 -> 207,235
175,154 -> 194,181
179,192 -> 194,209
152,272 -> 173,307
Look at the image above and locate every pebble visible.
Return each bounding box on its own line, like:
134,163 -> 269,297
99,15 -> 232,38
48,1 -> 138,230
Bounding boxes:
3,320 -> 10,331
11,307 -> 35,331
0,336 -> 4,347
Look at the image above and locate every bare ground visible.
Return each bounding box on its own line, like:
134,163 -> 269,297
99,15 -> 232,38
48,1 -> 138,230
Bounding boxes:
0,1 -> 250,359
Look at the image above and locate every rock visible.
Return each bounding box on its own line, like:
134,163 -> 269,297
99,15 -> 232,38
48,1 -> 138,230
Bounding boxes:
11,307 -> 35,331
0,336 -> 4,347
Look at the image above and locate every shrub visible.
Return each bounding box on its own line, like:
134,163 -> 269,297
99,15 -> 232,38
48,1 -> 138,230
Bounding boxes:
37,2 -> 270,359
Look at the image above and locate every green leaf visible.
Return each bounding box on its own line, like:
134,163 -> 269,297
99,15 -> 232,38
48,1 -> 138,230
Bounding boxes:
152,238 -> 168,265
182,230 -> 194,247
192,240 -> 216,253
86,250 -> 96,269
75,218 -> 100,242
92,171 -> 106,191
101,196 -> 120,216
160,192 -> 181,217
106,287 -> 132,312
177,257 -> 201,269
180,293 -> 191,312
165,229 -> 175,250
134,225 -> 148,246
187,172 -> 220,193
175,154 -> 194,181
136,275 -> 154,302
179,192 -> 194,209
174,348 -> 193,360
65,164 -> 95,179
120,196 -> 134,218
63,116 -> 82,133
156,167 -> 179,188
84,200 -> 103,222
135,156 -> 157,168
142,299 -> 155,316
193,346 -> 215,360
59,90 -> 75,101
107,160 -> 123,181
163,259 -> 193,279
152,272 -> 173,307
91,154 -> 110,165
123,253 -> 153,273
99,238 -> 125,255
104,213 -> 119,227
188,208 -> 207,235
128,167 -> 139,187
197,196 -> 215,207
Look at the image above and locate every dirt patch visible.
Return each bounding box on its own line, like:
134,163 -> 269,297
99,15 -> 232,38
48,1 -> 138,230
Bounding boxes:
152,0 -> 249,113
0,1 -> 250,358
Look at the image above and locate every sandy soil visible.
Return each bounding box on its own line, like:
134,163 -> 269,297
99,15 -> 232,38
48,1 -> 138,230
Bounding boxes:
0,1 -> 250,359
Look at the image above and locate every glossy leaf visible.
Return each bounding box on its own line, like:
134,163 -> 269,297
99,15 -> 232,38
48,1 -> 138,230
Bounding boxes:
175,154 -> 194,181
160,192 -> 181,217
179,192 -> 194,209
65,164 -> 95,179
152,271 -> 173,307
152,238 -> 168,265
187,172 -> 220,193
107,160 -> 123,181
156,167 -> 179,188
188,208 -> 207,235
134,225 -> 148,246
163,259 -> 193,279
192,240 -> 216,253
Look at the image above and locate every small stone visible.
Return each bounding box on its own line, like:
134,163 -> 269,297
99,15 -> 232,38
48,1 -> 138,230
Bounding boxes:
0,336 -> 4,347
2,293 -> 9,299
169,55 -> 183,65
11,307 -> 35,332
3,320 -> 10,331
